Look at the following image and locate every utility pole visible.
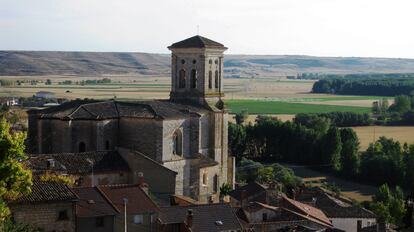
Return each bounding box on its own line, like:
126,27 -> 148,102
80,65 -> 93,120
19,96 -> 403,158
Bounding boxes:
87,158 -> 94,187
123,198 -> 128,232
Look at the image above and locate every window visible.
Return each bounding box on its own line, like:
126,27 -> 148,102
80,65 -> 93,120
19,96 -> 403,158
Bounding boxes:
133,215 -> 143,224
215,59 -> 218,64
181,59 -> 185,64
191,69 -> 197,89
262,213 -> 268,222
179,69 -> 186,88
202,172 -> 208,186
172,130 -> 182,156
208,71 -> 212,89
96,216 -> 104,227
192,59 -> 197,64
209,59 -> 212,64
105,140 -> 110,150
57,210 -> 69,221
213,175 -> 218,192
214,70 -> 219,89
78,142 -> 86,152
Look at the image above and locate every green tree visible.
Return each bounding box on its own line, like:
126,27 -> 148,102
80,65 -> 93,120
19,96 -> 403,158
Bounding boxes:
371,184 -> 406,226
257,166 -> 274,183
322,127 -> 342,171
45,79 -> 52,85
235,110 -> 248,125
339,128 -> 360,177
0,118 -> 32,220
389,95 -> 411,113
219,183 -> 232,196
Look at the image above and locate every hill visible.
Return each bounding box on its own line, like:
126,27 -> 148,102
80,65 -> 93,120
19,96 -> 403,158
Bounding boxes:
1,51 -> 414,77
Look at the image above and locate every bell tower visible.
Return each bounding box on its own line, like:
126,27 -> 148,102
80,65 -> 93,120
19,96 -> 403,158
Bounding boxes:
168,35 -> 227,109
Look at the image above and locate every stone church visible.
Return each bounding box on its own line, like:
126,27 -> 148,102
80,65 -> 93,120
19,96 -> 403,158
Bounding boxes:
28,35 -> 235,202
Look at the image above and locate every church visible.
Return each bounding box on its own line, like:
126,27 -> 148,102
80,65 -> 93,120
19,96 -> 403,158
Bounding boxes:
27,35 -> 235,203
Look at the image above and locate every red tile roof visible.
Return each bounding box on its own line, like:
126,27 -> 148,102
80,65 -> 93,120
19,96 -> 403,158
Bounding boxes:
98,184 -> 159,214
72,187 -> 119,218
281,196 -> 332,227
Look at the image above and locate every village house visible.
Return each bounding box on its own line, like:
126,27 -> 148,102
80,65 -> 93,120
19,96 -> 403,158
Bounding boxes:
296,187 -> 377,232
8,180 -> 78,232
157,203 -> 243,232
27,35 -> 235,203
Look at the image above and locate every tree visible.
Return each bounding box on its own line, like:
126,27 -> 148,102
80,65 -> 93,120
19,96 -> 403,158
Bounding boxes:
235,110 -> 248,125
389,95 -> 411,113
45,79 -> 52,85
0,118 -> 32,221
339,128 -> 360,177
219,183 -> 232,197
257,166 -> 274,183
322,127 -> 342,171
371,184 -> 406,226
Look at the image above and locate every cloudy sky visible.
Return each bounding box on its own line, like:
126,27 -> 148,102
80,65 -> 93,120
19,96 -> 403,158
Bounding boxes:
1,0 -> 413,58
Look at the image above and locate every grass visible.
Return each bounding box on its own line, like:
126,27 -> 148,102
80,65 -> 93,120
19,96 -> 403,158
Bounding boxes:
226,99 -> 371,114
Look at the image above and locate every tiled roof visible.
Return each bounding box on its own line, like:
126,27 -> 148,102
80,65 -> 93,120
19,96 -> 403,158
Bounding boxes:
11,180 -> 77,204
228,182 -> 267,201
297,190 -> 376,219
26,150 -> 130,175
168,35 -> 226,49
34,100 -> 209,120
72,187 -> 119,218
281,196 -> 332,228
159,203 -> 242,232
98,184 -> 159,214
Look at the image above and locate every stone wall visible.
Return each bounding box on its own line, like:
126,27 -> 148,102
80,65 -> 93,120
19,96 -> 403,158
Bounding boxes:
119,118 -> 163,161
10,202 -> 76,232
77,216 -> 114,232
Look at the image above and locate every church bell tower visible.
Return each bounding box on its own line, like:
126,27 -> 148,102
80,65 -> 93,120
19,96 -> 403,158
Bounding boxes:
168,35 -> 227,109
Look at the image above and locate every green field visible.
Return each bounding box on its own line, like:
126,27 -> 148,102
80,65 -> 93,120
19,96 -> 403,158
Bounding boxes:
225,99 -> 371,114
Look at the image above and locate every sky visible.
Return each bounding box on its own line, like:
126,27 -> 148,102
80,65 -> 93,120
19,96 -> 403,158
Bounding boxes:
1,0 -> 413,58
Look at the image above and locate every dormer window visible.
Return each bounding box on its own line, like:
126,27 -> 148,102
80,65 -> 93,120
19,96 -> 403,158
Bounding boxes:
179,69 -> 186,88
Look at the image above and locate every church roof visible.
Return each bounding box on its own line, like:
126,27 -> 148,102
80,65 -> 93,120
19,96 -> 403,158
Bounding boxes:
168,35 -> 227,49
32,100 -> 209,120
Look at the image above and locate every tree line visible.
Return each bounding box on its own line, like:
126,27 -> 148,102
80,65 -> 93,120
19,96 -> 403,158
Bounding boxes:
312,78 -> 414,96
229,115 -> 414,189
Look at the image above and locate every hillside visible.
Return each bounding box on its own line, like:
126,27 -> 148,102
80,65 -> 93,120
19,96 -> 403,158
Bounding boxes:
1,51 -> 414,77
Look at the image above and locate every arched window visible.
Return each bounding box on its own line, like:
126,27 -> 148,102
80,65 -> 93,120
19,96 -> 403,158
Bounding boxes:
179,69 -> 186,88
214,70 -> 219,89
78,142 -> 86,152
191,69 -> 197,89
202,172 -> 208,186
208,71 -> 212,89
172,130 -> 182,156
105,140 -> 110,150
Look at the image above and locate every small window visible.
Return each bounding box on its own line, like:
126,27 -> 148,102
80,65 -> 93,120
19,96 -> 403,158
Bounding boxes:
192,59 -> 197,64
191,69 -> 197,89
57,210 -> 69,221
209,59 -> 212,64
78,142 -> 86,152
214,70 -> 219,89
213,174 -> 218,192
202,172 -> 208,185
181,59 -> 185,64
172,130 -> 183,156
262,213 -> 268,222
96,216 -> 104,227
133,215 -> 143,224
208,71 -> 212,89
105,140 -> 110,150
215,59 -> 218,64
179,69 -> 186,88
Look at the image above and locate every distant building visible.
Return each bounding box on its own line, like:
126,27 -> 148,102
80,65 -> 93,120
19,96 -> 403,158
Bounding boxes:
35,91 -> 56,99
8,180 -> 78,232
0,97 -> 18,106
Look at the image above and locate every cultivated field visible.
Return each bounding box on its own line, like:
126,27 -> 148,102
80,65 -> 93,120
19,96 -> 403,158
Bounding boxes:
351,126 -> 414,150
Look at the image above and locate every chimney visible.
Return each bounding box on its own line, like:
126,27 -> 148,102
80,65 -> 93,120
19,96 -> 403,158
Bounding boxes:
47,158 -> 55,169
186,209 -> 193,228
137,172 -> 149,194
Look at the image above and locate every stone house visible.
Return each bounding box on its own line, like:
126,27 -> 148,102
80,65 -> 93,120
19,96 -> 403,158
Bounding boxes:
8,180 -> 78,232
27,35 -> 235,203
157,203 -> 243,232
98,184 -> 160,232
72,187 -> 118,232
296,187 -> 377,232
25,150 -> 132,187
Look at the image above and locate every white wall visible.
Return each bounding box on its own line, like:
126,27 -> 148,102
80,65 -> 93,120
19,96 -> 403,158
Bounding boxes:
331,218 -> 376,232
